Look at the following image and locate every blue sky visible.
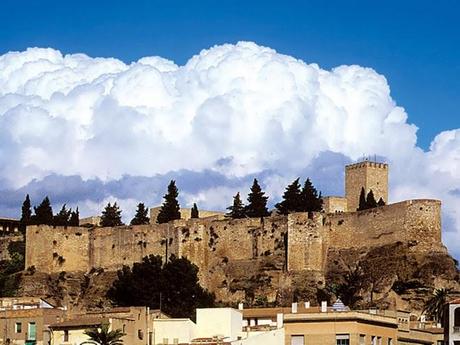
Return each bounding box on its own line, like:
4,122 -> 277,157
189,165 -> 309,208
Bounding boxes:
1,0 -> 459,149
1,1 -> 460,258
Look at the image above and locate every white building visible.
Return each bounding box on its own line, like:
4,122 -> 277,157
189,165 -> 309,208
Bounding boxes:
445,298 -> 460,345
152,308 -> 284,345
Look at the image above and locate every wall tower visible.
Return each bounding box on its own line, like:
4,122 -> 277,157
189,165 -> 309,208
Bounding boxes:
345,161 -> 388,212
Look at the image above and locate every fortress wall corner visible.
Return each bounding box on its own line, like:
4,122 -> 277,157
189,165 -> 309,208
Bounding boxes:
326,199 -> 443,251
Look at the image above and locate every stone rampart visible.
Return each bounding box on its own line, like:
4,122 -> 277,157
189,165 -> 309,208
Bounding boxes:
25,199 -> 444,280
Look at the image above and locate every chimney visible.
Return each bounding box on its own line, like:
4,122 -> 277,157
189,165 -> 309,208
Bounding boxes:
321,301 -> 327,313
304,301 -> 310,309
291,302 -> 298,313
276,313 -> 284,329
238,303 -> 244,310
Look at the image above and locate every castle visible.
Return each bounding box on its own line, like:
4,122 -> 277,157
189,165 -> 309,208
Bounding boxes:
25,161 -> 445,299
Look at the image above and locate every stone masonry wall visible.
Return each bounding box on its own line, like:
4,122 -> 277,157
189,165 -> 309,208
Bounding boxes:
25,199 -> 443,279
345,162 -> 389,212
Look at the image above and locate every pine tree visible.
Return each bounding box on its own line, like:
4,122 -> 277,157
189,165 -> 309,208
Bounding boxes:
366,190 -> 378,208
358,187 -> 367,211
20,194 -> 32,232
226,192 -> 246,219
54,204 -> 71,226
101,202 -> 123,227
190,203 -> 199,219
130,203 -> 150,225
157,180 -> 181,224
69,207 -> 79,226
33,196 -> 54,225
275,178 -> 303,215
301,178 -> 323,212
245,179 -> 270,218
377,197 -> 386,207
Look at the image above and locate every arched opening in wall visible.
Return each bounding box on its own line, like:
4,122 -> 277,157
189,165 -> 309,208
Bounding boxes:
454,307 -> 460,327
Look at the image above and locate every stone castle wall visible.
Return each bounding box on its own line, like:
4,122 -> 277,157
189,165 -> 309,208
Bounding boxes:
25,199 -> 444,284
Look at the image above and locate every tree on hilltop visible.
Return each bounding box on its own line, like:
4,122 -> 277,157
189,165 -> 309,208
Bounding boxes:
157,180 -> 181,224
366,190 -> 378,209
20,194 -> 32,232
130,203 -> 150,225
33,196 -> 54,225
190,203 -> 199,219
226,192 -> 246,219
54,204 -> 71,226
358,187 -> 367,211
69,207 -> 79,226
377,197 -> 386,207
275,178 -> 303,215
245,179 -> 270,218
101,202 -> 123,227
300,178 -> 323,212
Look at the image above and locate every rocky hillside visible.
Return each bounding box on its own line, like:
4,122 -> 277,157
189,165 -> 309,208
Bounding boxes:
16,240 -> 460,314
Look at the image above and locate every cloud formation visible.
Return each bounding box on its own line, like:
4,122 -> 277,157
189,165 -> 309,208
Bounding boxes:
0,42 -> 459,258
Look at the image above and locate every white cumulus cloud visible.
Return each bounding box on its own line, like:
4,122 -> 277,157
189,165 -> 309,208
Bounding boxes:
0,41 -> 459,258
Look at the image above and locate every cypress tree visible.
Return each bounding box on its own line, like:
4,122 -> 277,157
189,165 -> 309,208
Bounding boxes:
130,203 -> 150,225
275,178 -> 303,215
33,196 -> 54,225
245,179 -> 270,218
366,190 -> 378,209
358,187 -> 367,211
69,207 -> 79,226
301,178 -> 323,212
54,204 -> 71,226
377,197 -> 386,207
20,194 -> 32,232
157,180 -> 181,224
226,192 -> 246,219
190,203 -> 199,219
101,202 -> 123,227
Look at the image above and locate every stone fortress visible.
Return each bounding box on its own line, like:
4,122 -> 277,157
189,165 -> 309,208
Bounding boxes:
25,161 -> 446,301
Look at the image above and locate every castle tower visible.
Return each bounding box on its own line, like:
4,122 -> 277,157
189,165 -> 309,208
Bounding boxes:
345,161 -> 388,212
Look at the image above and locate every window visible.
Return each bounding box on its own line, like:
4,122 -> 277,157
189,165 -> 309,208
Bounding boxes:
336,334 -> 350,345
64,330 -> 69,342
291,335 -> 304,345
371,336 -> 377,345
15,323 -> 22,333
359,335 -> 365,345
138,330 -> 143,340
388,338 -> 393,345
27,322 -> 36,341
455,307 -> 460,327
377,336 -> 382,345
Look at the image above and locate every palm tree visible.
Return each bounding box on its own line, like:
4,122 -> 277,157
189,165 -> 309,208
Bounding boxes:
423,288 -> 451,326
82,322 -> 125,345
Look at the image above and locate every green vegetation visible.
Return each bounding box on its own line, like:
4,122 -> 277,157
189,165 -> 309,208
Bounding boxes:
130,203 -> 150,225
190,203 -> 199,219
245,179 -> 270,218
157,180 -> 181,224
275,178 -> 303,215
226,192 -> 246,219
100,203 -> 123,227
83,323 -> 125,345
423,288 -> 451,326
107,255 -> 215,318
0,240 -> 25,296
33,196 -> 54,225
357,188 -> 385,211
